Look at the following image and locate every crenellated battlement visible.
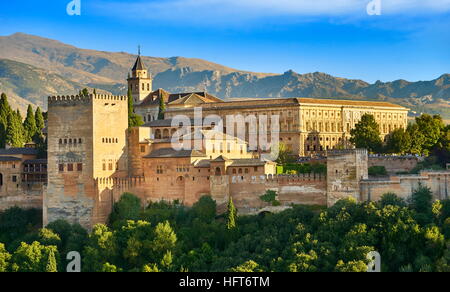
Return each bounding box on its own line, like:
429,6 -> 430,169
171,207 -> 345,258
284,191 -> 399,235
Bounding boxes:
229,173 -> 327,184
328,149 -> 368,156
48,94 -> 128,105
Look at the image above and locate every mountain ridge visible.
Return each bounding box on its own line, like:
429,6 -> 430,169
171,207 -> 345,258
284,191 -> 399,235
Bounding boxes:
0,33 -> 448,118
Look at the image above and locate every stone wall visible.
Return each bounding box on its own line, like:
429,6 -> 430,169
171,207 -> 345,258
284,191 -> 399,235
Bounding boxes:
0,183 -> 44,211
211,174 -> 327,214
360,172 -> 450,202
369,156 -> 422,174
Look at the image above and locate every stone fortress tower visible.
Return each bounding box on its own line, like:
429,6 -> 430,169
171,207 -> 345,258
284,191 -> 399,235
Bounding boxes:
44,94 -> 129,228
326,149 -> 369,206
127,48 -> 152,105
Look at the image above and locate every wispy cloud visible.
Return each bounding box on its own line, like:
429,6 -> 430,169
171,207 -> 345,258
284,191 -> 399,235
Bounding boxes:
93,0 -> 450,23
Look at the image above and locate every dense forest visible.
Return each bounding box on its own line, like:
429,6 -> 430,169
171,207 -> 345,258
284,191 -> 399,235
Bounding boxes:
0,184 -> 449,272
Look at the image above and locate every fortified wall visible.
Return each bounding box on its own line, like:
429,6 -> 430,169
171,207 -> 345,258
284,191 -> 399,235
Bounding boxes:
361,172 -> 449,202
368,155 -> 422,174
211,174 -> 327,213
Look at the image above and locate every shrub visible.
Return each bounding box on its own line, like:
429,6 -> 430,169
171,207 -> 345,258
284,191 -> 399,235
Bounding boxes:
369,166 -> 387,176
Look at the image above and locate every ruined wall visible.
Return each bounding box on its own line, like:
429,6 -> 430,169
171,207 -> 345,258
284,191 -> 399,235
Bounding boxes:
211,174 -> 327,214
0,183 -> 44,211
369,156 -> 421,174
361,172 -> 450,202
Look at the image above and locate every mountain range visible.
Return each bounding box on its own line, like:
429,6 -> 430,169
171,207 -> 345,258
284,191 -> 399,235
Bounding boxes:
0,33 -> 448,119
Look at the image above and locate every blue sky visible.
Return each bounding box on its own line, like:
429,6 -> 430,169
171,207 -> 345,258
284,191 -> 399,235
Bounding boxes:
0,0 -> 449,82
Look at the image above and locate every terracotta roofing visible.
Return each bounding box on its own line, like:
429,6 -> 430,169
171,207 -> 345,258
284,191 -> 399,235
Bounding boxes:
167,97 -> 407,112
136,89 -> 222,108
295,98 -> 407,108
23,159 -> 48,164
0,156 -> 22,162
211,155 -> 230,162
143,118 -> 195,128
132,55 -> 146,71
229,159 -> 271,167
0,148 -> 38,155
144,148 -> 206,158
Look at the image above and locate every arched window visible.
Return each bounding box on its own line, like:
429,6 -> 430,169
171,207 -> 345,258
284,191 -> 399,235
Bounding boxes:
59,139 -> 62,144
163,129 -> 170,139
215,167 -> 222,176
155,129 -> 162,139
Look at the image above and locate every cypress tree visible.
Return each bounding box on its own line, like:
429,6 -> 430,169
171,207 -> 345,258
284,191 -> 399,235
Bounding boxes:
35,107 -> 45,132
128,87 -> 134,127
23,105 -> 37,143
127,87 -> 143,128
158,96 -> 166,120
227,196 -> 237,230
6,111 -> 24,147
0,93 -> 12,148
44,248 -> 58,273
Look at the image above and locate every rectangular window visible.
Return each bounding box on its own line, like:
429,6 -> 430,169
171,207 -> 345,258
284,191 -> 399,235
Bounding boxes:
77,163 -> 83,172
67,164 -> 74,172
108,163 -> 113,171
12,176 -> 17,183
59,164 -> 64,172
102,164 -> 106,171
141,146 -> 146,153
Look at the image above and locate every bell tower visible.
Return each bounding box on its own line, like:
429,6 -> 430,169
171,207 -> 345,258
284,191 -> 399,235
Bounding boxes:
127,46 -> 152,104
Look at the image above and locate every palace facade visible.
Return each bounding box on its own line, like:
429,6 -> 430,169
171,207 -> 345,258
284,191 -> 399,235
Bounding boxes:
3,55 -> 448,231
129,56 -> 409,157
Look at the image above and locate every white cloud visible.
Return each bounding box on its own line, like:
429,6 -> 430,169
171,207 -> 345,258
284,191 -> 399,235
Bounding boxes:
94,0 -> 450,23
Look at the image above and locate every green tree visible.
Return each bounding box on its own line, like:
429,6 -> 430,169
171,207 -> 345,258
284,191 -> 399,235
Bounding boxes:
226,196 -> 237,230
433,125 -> 450,167
11,242 -> 59,272
0,93 -> 13,148
0,243 -> 11,272
276,142 -> 295,165
152,221 -> 177,258
230,260 -> 262,272
191,196 -> 217,223
45,248 -> 58,272
350,114 -> 382,153
79,88 -> 89,97
109,193 -> 142,227
6,110 -> 25,147
379,193 -> 406,208
83,224 -> 117,272
127,88 -> 144,127
415,114 -> 445,153
23,104 -> 37,143
406,123 -> 426,155
35,107 -> 45,133
385,128 -> 411,154
411,184 -> 434,225
335,260 -> 368,272
158,96 -> 166,120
